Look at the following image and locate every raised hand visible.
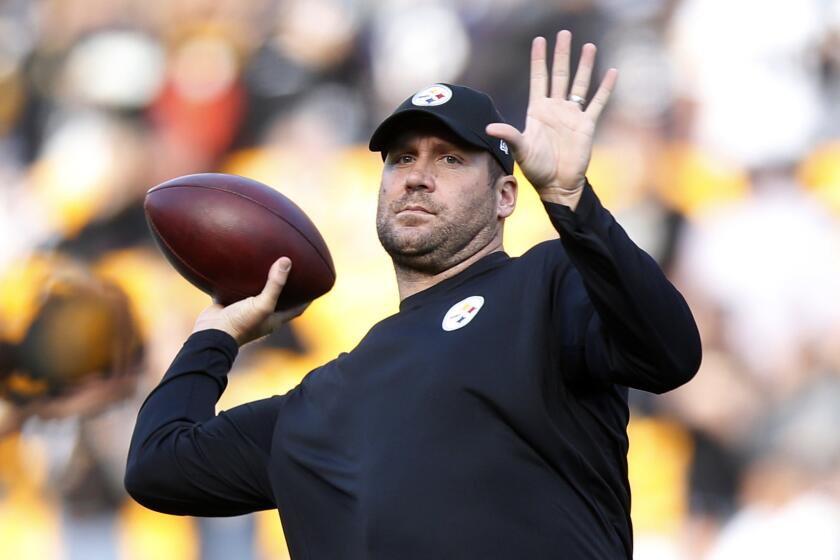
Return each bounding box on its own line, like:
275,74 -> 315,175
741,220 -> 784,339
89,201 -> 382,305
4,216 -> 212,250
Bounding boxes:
192,258 -> 308,347
486,30 -> 617,210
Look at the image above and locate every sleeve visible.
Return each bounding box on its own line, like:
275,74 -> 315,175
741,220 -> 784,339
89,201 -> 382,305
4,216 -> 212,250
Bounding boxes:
546,180 -> 702,394
124,329 -> 281,516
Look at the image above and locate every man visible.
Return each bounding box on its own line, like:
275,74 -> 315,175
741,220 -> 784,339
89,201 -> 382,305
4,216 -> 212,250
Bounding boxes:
125,31 -> 701,559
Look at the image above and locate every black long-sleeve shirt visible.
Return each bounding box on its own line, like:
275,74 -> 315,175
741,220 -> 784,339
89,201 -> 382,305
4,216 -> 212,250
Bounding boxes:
125,182 -> 701,559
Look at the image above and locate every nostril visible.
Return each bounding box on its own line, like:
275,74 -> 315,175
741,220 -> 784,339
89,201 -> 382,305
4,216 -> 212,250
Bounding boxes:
405,175 -> 433,192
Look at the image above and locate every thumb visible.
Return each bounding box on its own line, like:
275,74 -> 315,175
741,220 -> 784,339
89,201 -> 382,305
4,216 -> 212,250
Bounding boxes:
486,123 -> 524,158
255,257 -> 292,310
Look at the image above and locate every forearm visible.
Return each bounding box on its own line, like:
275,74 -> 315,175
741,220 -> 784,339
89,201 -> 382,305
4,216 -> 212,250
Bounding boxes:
548,180 -> 701,393
129,329 -> 236,448
124,329 -> 262,515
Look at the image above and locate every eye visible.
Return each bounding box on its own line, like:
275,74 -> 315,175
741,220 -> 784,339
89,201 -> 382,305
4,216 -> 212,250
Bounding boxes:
442,155 -> 462,165
387,153 -> 413,165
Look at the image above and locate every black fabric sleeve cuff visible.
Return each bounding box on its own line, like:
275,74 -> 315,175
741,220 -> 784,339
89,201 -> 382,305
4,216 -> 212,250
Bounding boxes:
540,179 -> 601,236
185,328 -> 239,364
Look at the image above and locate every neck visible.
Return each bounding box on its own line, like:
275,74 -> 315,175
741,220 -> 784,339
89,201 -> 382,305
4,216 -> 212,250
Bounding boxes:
394,237 -> 504,301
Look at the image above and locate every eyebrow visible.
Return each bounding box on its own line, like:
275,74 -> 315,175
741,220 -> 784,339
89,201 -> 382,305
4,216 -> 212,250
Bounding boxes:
387,135 -> 479,156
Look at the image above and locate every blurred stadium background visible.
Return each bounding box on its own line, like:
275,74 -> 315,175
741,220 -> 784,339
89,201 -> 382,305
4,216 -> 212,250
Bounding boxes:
0,0 -> 839,558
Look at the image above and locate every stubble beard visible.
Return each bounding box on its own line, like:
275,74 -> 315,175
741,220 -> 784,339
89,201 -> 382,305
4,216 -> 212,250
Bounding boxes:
376,191 -> 497,275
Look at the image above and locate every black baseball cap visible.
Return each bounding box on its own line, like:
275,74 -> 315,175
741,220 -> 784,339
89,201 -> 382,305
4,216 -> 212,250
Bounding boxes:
369,83 -> 514,175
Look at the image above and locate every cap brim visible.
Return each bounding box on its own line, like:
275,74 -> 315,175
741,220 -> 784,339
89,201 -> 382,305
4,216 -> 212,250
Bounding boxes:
368,109 -> 489,154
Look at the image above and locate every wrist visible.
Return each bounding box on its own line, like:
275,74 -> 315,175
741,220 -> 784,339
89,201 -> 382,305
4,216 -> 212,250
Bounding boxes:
537,180 -> 585,211
186,329 -> 241,362
192,319 -> 239,345
181,328 -> 240,371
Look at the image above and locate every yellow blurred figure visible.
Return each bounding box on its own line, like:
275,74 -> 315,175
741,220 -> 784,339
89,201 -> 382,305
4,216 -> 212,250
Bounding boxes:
94,247 -> 209,342
119,500 -> 198,560
628,416 -> 693,535
0,254 -> 68,344
799,140 -> 840,217
654,143 -> 750,217
0,255 -> 142,404
0,432 -> 58,559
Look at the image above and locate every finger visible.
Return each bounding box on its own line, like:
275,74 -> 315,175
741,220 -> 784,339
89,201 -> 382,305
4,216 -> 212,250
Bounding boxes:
256,257 -> 291,310
569,43 -> 597,101
529,36 -> 548,104
585,68 -> 618,122
486,123 -> 525,159
550,30 -> 572,99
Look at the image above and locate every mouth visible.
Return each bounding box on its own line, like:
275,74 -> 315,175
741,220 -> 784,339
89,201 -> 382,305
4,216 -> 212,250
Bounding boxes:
397,205 -> 434,215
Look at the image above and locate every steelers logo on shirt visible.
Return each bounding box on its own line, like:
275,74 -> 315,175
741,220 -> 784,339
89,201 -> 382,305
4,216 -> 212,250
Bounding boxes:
442,296 -> 485,331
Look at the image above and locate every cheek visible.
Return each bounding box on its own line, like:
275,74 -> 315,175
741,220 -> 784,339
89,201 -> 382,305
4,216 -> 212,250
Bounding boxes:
452,179 -> 493,213
376,178 -> 403,220
376,178 -> 393,208
378,172 -> 401,199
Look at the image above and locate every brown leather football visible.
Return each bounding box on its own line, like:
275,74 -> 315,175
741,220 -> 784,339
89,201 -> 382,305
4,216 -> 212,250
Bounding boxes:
144,173 -> 335,311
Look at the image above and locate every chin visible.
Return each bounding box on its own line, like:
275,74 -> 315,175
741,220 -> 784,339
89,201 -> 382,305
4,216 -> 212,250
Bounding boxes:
389,251 -> 448,275
379,227 -> 436,257
388,234 -> 437,256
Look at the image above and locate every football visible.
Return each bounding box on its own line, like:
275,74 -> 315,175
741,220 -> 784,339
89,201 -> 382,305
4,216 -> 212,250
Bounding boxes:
144,173 -> 335,311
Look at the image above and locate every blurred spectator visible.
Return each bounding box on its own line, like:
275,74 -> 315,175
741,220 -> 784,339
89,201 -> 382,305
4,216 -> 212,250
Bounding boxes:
704,376 -> 840,560
669,0 -> 830,168
676,165 -> 840,393
0,257 -> 144,560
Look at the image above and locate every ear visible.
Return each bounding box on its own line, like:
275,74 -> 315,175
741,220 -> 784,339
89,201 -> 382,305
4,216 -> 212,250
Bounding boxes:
496,174 -> 517,219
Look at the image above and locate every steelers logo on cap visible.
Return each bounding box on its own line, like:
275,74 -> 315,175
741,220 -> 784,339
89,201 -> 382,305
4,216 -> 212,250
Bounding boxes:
412,84 -> 453,107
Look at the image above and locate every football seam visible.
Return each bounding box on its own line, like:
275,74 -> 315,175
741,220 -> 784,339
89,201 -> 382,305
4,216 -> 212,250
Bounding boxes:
146,215 -> 252,301
151,184 -> 335,278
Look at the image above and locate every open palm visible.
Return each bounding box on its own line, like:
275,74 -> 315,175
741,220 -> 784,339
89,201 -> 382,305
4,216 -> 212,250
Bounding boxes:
487,31 -> 617,203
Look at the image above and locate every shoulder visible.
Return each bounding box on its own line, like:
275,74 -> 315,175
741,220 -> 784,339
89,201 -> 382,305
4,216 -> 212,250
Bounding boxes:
518,238 -> 565,260
511,238 -> 573,280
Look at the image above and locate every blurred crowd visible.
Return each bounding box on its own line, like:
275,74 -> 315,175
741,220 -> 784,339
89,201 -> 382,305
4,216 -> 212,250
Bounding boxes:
0,0 -> 839,558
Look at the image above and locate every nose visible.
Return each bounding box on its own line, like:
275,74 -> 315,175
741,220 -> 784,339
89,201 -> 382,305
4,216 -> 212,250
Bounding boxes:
404,161 -> 436,193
